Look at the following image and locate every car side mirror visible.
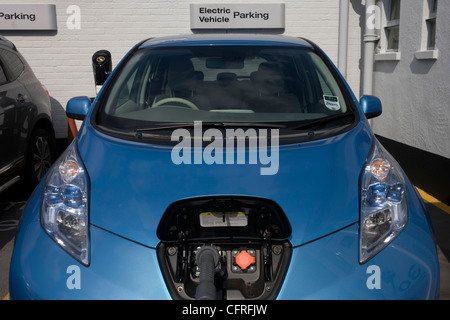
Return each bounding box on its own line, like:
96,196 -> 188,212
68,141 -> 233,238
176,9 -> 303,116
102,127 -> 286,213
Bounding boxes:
66,96 -> 91,120
360,95 -> 382,119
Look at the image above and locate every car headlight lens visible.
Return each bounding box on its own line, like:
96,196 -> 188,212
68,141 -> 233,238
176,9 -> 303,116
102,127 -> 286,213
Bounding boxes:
359,141 -> 408,264
41,141 -> 89,266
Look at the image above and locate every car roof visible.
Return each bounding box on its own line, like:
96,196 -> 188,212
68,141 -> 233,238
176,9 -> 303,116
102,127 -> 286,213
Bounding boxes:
139,33 -> 313,49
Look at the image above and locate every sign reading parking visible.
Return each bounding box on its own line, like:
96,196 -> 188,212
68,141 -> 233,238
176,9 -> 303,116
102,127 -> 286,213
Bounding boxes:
0,4 -> 57,31
190,3 -> 285,30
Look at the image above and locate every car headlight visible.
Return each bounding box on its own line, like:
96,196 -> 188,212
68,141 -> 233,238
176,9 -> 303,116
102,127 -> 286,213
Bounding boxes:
359,141 -> 408,264
41,141 -> 90,266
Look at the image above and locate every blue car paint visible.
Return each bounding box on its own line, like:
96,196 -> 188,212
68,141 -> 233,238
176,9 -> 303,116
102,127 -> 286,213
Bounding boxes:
76,118 -> 372,249
9,34 -> 440,299
9,174 -> 439,299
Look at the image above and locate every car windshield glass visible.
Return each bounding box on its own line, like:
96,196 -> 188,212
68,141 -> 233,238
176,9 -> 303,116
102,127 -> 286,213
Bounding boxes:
96,46 -> 352,131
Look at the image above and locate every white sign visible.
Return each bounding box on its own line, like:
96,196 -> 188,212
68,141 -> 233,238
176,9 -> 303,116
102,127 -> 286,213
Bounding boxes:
0,4 -> 57,31
190,3 -> 285,30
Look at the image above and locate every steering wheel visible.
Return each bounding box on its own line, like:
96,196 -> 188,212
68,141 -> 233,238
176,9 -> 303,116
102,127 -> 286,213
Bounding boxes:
151,97 -> 199,110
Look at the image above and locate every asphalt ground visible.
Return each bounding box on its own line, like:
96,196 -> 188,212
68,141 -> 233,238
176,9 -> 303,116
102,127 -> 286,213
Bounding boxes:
1,182 -> 449,300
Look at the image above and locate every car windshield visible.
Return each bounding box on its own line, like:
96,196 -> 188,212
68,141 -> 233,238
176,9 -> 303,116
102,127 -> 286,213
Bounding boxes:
96,45 -> 353,133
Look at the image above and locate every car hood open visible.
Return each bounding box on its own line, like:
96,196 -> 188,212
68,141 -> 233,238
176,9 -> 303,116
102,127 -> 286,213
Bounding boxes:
77,123 -> 373,248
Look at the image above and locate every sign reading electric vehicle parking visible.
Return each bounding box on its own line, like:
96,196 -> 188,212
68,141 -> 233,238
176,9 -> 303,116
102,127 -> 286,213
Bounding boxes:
0,4 -> 56,30
190,3 -> 285,29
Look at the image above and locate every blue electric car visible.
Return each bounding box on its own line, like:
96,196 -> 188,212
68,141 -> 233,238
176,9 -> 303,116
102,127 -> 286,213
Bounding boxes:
9,34 -> 439,299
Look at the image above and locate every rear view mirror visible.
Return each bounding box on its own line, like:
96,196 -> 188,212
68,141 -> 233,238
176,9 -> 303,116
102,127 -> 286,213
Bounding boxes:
360,95 -> 382,119
206,57 -> 244,69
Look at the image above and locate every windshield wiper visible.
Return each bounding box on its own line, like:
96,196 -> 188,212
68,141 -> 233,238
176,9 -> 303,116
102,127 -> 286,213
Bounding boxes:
135,122 -> 217,132
287,113 -> 354,131
221,122 -> 286,128
135,121 -> 286,133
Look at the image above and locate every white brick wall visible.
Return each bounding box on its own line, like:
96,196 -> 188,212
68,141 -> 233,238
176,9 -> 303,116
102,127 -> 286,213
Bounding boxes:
3,0 -> 361,139
371,0 -> 450,159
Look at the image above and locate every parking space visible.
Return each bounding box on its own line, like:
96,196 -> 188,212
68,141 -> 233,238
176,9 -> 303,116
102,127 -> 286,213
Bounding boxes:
422,190 -> 450,300
0,181 -> 449,300
0,0 -> 448,302
0,183 -> 28,299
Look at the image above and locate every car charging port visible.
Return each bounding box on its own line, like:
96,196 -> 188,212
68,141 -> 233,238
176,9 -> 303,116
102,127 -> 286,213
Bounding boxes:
156,196 -> 292,300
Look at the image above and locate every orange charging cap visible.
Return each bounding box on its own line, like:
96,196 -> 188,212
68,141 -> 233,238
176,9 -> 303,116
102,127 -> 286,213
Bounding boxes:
235,250 -> 256,270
